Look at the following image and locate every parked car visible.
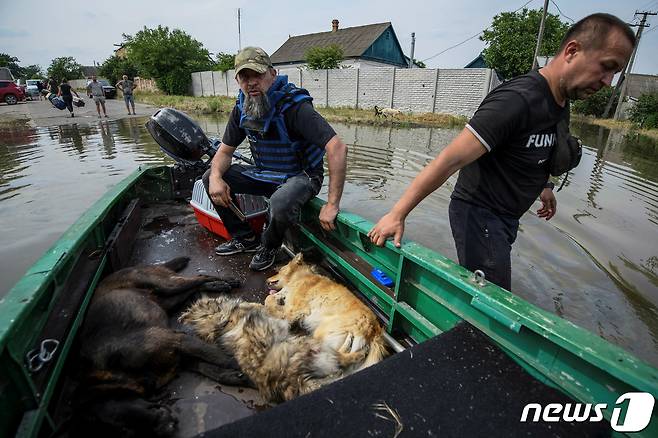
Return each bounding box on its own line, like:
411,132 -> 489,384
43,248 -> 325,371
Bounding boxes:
86,79 -> 116,99
25,79 -> 42,100
0,80 -> 26,105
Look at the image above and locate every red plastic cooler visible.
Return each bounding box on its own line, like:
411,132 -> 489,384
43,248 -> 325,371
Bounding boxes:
190,179 -> 268,240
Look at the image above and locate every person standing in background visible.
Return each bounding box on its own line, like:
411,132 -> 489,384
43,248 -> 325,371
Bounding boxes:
116,75 -> 137,115
87,75 -> 108,118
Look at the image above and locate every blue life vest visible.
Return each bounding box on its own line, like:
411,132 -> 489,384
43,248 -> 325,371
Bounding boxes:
237,76 -> 325,184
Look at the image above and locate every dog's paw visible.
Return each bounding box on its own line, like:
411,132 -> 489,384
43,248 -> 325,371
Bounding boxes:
200,280 -> 232,293
218,369 -> 255,388
220,277 -> 241,289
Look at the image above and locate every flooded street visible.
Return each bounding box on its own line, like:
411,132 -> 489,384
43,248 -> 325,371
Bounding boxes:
1,109 -> 657,367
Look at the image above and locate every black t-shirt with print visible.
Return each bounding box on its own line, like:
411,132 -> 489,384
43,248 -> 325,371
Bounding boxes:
452,70 -> 569,219
222,100 -> 337,174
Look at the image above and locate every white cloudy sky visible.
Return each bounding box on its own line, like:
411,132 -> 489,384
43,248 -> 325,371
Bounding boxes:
2,0 -> 657,74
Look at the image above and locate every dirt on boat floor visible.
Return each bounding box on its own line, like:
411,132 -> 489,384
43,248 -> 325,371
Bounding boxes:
0,97 -> 157,128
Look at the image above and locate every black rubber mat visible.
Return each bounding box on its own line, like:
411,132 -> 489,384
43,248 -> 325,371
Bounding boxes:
208,322 -> 610,437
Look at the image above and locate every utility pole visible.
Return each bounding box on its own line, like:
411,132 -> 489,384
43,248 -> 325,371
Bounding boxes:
531,0 -> 550,70
237,8 -> 242,51
612,11 -> 655,120
408,33 -> 416,68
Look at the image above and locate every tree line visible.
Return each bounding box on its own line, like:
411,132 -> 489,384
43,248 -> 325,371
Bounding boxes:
1,12 -> 655,127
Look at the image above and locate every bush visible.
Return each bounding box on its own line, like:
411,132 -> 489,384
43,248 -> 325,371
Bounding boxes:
571,86 -> 617,118
99,55 -> 139,85
628,92 -> 658,129
47,57 -> 83,83
215,53 -> 235,72
123,26 -> 214,95
305,45 -> 344,70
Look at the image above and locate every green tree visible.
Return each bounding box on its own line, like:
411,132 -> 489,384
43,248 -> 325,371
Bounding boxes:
305,45 -> 344,70
215,52 -> 235,72
21,65 -> 44,79
571,87 -> 617,117
47,57 -> 83,82
123,26 -> 214,95
99,54 -> 139,85
629,93 -> 658,129
480,8 -> 569,79
0,53 -> 23,78
413,59 -> 426,68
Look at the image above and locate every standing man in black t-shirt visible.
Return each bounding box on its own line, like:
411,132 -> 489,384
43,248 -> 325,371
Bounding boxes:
203,47 -> 347,271
368,13 -> 635,290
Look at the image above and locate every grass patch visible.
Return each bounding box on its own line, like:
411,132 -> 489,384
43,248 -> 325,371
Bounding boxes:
317,106 -> 467,129
133,92 -> 467,129
572,114 -> 658,141
134,90 -> 235,114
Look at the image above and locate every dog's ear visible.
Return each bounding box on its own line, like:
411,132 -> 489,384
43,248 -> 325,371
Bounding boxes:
292,252 -> 304,264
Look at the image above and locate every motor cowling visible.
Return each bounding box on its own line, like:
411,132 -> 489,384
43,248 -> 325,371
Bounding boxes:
145,108 -> 218,167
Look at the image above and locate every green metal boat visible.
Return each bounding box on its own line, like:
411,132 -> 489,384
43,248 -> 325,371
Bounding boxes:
1,170 -> 656,435
0,105 -> 658,437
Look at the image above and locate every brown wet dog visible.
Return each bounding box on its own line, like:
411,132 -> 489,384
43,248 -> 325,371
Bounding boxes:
68,257 -> 247,438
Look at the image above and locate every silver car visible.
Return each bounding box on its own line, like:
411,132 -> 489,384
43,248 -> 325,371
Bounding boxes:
25,79 -> 42,99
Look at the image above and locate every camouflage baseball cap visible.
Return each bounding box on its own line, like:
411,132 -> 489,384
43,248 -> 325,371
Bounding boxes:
234,47 -> 273,77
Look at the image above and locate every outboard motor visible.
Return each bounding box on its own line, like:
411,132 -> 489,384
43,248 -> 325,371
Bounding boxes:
146,107 -> 220,170
145,107 -> 268,238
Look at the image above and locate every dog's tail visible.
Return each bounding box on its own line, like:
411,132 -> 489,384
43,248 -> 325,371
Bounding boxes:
358,334 -> 388,371
161,257 -> 190,272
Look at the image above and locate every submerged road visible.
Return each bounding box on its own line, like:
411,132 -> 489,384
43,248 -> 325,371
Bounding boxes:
0,96 -> 156,127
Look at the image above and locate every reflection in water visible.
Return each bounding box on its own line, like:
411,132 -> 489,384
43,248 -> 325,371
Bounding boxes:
1,115 -> 658,367
0,117 -> 173,298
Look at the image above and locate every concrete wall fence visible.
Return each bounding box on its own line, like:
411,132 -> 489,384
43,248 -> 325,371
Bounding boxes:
191,67 -> 501,118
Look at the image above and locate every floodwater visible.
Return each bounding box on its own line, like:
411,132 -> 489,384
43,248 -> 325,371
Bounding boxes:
1,115 -> 657,367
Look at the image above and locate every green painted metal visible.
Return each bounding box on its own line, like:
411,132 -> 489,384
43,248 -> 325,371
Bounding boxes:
0,165 -> 169,438
299,197 -> 658,437
1,165 -> 657,436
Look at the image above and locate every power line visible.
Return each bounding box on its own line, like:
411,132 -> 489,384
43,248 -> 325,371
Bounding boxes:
550,0 -> 574,23
421,0 -> 536,62
643,23 -> 657,33
612,10 -> 656,119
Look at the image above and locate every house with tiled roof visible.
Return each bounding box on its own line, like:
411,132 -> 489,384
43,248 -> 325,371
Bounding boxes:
271,20 -> 409,70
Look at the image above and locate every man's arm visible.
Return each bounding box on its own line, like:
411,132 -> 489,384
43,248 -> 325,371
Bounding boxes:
368,128 -> 487,247
207,143 -> 236,207
115,81 -> 123,90
319,135 -> 347,231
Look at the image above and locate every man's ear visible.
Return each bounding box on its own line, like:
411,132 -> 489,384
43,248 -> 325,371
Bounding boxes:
563,40 -> 581,63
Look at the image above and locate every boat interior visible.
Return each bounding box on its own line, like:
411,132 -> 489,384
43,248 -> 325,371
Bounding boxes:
43,192 -> 609,437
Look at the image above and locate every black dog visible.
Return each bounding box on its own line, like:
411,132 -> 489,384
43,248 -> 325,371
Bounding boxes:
68,257 -> 247,437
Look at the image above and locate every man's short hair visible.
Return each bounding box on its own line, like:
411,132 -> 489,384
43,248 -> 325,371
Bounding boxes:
560,13 -> 636,51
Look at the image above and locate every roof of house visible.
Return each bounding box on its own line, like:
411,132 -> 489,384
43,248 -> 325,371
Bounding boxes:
465,53 -> 487,69
271,22 -> 392,64
81,66 -> 99,77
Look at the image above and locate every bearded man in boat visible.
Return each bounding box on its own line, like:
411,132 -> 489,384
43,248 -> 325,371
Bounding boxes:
203,47 -> 347,271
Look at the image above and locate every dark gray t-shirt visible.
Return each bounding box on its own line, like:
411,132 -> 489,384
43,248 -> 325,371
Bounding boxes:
452,70 -> 569,218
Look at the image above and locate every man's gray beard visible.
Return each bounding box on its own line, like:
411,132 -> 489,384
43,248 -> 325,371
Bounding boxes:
243,92 -> 271,119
